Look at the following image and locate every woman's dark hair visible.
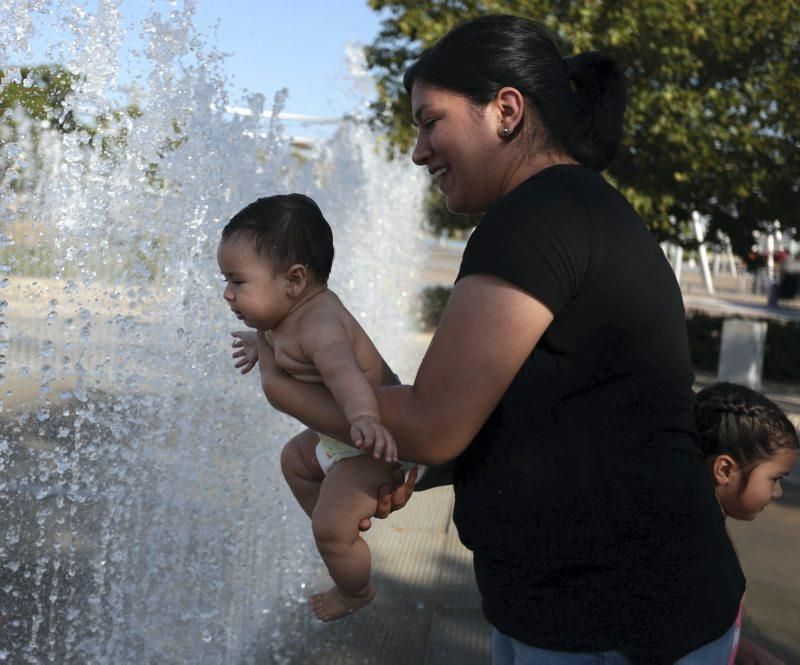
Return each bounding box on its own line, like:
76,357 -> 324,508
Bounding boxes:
403,15 -> 626,172
695,382 -> 799,490
221,193 -> 334,283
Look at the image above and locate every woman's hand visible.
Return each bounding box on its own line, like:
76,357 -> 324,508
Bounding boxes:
359,464 -> 418,531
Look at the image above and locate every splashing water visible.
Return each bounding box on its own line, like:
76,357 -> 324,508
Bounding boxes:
0,1 -> 426,662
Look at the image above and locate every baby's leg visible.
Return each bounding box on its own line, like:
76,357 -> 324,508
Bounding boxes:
280,429 -> 325,517
309,455 -> 397,621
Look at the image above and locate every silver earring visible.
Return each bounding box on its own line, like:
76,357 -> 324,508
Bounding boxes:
502,127 -> 510,136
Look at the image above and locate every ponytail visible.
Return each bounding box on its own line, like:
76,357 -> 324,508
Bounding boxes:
563,53 -> 626,172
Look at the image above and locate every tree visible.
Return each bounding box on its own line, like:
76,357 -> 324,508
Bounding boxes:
366,0 -> 800,255
0,65 -> 82,134
1,65 -> 143,192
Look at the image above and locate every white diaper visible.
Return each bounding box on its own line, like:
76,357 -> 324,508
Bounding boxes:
314,433 -> 424,481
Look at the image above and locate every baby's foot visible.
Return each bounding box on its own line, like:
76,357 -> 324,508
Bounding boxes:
309,583 -> 375,621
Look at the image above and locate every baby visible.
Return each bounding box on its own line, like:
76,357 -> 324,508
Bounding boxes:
217,193 -> 413,621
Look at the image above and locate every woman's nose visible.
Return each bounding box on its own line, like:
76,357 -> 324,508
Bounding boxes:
773,481 -> 783,500
411,133 -> 430,166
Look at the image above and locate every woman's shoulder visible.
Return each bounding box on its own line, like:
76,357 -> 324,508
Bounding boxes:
494,163 -> 641,237
478,165 -> 600,240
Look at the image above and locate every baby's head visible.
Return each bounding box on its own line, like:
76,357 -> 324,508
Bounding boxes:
696,382 -> 798,520
218,194 -> 334,329
221,194 -> 334,281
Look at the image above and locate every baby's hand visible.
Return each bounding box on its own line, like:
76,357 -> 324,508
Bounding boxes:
351,416 -> 398,463
231,330 -> 259,374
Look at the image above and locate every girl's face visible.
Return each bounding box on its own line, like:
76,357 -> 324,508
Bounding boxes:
716,447 -> 798,520
410,82 -> 508,215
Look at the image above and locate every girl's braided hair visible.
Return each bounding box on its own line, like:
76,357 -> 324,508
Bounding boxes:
696,382 -> 799,490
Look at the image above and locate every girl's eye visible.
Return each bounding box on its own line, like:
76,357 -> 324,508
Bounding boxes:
423,118 -> 437,129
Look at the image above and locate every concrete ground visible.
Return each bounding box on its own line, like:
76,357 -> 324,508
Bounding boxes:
260,486 -> 490,664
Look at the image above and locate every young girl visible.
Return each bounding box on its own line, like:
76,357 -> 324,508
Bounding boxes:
696,382 -> 799,664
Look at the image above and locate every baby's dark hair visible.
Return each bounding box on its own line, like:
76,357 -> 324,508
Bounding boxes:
221,194 -> 334,283
696,382 -> 799,489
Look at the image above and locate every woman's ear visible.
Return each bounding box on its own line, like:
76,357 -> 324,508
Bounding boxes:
711,454 -> 739,487
284,263 -> 308,297
495,86 -> 525,137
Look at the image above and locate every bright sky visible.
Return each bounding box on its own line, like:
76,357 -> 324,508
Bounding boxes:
22,0 -> 388,122
190,0 -> 387,118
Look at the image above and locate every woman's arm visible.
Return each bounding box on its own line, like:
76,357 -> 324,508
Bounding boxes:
259,274 -> 553,466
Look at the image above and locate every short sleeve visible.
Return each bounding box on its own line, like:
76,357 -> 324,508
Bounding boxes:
456,176 -> 595,314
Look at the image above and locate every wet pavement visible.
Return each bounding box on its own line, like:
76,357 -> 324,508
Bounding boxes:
250,485 -> 491,664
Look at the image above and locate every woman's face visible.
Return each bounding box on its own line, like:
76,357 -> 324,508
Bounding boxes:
410,82 -> 507,215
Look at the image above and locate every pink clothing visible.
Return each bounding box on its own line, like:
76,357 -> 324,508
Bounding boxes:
728,601 -> 743,665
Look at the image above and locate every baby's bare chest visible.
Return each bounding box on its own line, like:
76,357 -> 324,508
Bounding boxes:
269,310 -> 382,385
269,332 -> 323,383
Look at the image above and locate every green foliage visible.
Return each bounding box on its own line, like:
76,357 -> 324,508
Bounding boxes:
0,65 -> 79,131
764,316 -> 800,383
424,184 -> 481,235
685,311 -> 800,383
1,64 -> 142,137
419,285 -> 453,329
685,311 -> 722,372
366,1 -> 800,253
1,64 -> 144,193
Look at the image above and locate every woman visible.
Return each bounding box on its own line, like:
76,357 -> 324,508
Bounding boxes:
259,15 -> 744,664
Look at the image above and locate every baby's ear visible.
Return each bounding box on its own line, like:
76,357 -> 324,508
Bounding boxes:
284,263 -> 308,296
711,454 -> 739,487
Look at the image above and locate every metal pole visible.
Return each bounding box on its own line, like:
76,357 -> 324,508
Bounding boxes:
724,236 -> 738,278
692,211 -> 715,295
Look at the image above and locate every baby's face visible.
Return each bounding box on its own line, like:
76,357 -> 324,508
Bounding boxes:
217,238 -> 289,330
717,447 -> 798,520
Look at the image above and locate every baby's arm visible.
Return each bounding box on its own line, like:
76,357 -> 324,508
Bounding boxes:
231,330 -> 259,374
300,318 -> 397,463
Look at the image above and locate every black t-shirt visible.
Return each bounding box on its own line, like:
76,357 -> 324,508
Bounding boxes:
454,165 -> 744,662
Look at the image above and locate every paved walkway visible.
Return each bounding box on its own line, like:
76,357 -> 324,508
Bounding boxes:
251,486 -> 491,664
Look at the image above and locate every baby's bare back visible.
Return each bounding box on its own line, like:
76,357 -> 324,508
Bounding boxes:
268,290 -> 384,385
